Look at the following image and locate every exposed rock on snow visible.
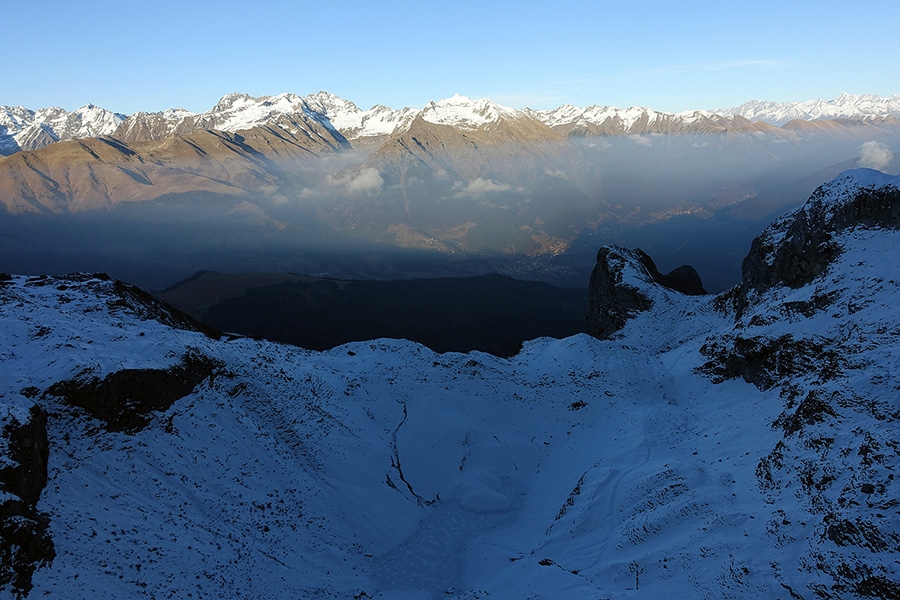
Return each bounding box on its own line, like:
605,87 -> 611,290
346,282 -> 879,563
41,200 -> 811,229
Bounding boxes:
697,169 -> 900,599
586,246 -> 705,339
740,169 -> 900,300
585,247 -> 655,340
0,405 -> 49,506
697,333 -> 844,390
0,404 -> 54,598
45,352 -> 220,433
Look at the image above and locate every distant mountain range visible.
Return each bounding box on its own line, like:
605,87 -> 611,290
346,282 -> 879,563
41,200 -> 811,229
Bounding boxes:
2,91 -> 899,292
4,92 -> 899,218
2,91 -> 899,155
719,92 -> 900,125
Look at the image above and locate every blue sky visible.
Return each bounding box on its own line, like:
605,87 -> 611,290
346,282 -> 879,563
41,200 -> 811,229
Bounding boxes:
7,0 -> 899,114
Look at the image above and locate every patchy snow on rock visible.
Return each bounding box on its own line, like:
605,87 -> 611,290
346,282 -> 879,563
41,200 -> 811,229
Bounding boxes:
751,168 -> 900,266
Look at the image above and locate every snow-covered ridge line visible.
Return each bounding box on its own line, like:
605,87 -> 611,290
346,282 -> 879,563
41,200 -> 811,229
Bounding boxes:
719,92 -> 900,126
759,167 -> 900,246
420,94 -> 527,129
2,91 -> 899,155
0,104 -> 126,155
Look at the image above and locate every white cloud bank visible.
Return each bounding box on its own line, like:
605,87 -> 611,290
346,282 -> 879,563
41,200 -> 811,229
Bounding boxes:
453,178 -> 512,198
327,168 -> 385,194
858,141 -> 893,171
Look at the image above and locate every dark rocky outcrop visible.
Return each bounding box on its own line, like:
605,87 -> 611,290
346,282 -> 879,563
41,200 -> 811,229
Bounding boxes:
773,389 -> 840,435
0,406 -> 48,507
740,171 -> 900,305
700,173 -> 900,384
655,264 -> 707,296
586,246 -> 705,339
108,278 -> 221,339
586,247 -> 654,340
696,171 -> 900,600
697,334 -> 844,391
45,352 -> 220,432
0,404 -> 54,598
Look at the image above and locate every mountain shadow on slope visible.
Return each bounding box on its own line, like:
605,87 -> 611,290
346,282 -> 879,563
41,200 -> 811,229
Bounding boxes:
187,273 -> 587,357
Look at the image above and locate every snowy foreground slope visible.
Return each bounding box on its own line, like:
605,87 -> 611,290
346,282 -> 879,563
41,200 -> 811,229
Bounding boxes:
1,170 -> 899,598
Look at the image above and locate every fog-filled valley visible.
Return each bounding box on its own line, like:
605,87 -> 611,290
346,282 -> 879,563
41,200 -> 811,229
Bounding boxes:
2,109 -> 898,294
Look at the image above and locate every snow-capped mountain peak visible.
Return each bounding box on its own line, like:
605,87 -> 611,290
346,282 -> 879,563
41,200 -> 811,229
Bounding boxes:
303,90 -> 361,115
205,91 -> 310,132
211,91 -> 256,113
529,102 -> 735,135
421,94 -> 524,129
821,167 -> 900,193
768,167 -> 900,240
300,92 -> 417,141
718,92 -> 900,125
3,91 -> 900,156
0,103 -> 125,154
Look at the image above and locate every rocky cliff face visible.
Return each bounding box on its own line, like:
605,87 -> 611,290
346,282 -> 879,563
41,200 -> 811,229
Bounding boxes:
739,169 -> 900,300
0,404 -> 54,598
586,246 -> 705,339
581,172 -> 900,597
694,169 -> 900,598
587,169 -> 900,339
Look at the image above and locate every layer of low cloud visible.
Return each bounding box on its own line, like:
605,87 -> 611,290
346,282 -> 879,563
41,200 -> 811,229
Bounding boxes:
327,168 -> 385,194
628,135 -> 653,147
858,141 -> 893,171
453,178 -> 512,197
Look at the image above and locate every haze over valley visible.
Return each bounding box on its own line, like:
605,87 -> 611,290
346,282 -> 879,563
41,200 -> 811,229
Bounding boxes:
2,92 -> 899,292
